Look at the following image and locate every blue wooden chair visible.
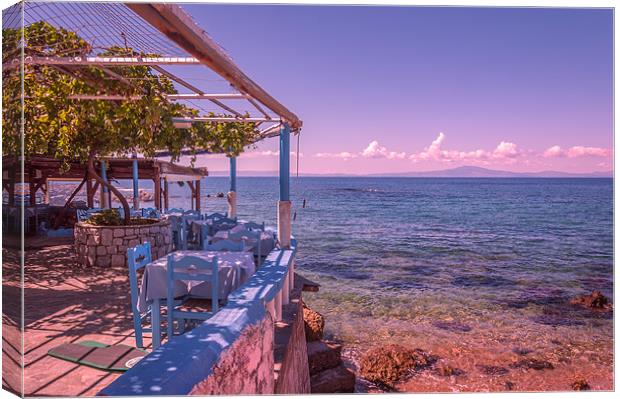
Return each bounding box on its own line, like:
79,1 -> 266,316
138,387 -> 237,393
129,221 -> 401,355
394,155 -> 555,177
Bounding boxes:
229,230 -> 262,266
203,238 -> 246,252
242,221 -> 265,231
204,212 -> 228,221
77,208 -> 104,222
170,216 -> 187,250
209,217 -> 237,235
127,242 -> 156,349
182,209 -> 201,219
141,208 -> 160,218
166,255 -> 219,340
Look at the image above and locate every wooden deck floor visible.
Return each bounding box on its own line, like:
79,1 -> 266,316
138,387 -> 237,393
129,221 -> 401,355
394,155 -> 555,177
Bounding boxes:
3,243 -> 154,396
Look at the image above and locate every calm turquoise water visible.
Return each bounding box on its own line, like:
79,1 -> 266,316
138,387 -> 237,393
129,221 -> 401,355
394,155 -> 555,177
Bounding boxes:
200,177 -> 613,302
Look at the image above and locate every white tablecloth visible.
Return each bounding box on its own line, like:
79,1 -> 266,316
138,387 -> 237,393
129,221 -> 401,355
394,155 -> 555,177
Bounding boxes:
136,250 -> 256,312
190,220 -> 240,243
211,229 -> 276,256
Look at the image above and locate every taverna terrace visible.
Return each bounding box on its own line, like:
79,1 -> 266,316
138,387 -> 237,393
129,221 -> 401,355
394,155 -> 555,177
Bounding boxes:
1,1 -> 327,396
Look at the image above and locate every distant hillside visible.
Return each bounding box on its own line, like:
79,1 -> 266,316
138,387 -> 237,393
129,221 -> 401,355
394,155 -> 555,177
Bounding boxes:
206,166 -> 613,178
369,166 -> 613,178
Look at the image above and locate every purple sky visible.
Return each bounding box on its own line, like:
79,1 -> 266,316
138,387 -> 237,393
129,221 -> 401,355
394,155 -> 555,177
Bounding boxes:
179,5 -> 613,174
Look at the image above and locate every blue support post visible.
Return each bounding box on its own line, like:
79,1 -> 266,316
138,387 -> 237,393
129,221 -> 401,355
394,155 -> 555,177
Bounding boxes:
229,156 -> 237,192
279,124 -> 290,201
100,160 -> 109,208
132,156 -> 139,211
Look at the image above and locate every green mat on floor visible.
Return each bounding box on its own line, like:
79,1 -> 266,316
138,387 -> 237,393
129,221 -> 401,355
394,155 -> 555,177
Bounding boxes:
47,340 -> 148,372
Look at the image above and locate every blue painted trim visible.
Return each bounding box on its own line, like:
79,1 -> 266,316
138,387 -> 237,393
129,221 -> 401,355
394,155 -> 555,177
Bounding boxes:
229,157 -> 237,192
99,238 -> 297,396
132,157 -> 139,205
100,160 -> 108,193
279,124 -> 290,201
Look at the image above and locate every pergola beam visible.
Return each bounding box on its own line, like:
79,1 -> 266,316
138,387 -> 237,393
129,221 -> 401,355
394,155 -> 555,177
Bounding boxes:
68,93 -> 247,101
152,65 -> 244,117
167,93 -> 246,100
127,3 -> 302,130
173,116 -> 279,124
3,55 -> 201,71
69,95 -> 142,101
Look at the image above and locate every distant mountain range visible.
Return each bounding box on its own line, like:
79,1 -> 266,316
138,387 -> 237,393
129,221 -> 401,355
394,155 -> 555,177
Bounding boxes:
207,166 -> 613,178
368,166 -> 613,178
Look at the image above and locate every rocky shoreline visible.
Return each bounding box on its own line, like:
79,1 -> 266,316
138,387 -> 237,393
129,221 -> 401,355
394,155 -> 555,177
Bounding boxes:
306,290 -> 613,393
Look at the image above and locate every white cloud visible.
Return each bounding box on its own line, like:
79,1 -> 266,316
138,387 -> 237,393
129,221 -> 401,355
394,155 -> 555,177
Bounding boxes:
492,141 -> 520,158
315,151 -> 358,160
543,145 -> 564,158
543,145 -> 611,158
361,140 -> 406,159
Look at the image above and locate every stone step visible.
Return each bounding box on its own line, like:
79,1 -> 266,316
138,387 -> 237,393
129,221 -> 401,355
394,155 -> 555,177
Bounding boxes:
307,341 -> 342,376
310,365 -> 356,394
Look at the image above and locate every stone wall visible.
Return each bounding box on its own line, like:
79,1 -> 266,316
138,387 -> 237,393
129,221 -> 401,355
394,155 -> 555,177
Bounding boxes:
274,283 -> 311,394
189,313 -> 275,395
74,220 -> 172,267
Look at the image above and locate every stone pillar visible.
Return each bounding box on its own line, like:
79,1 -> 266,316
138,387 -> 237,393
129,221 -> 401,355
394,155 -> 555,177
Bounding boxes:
278,200 -> 291,249
228,191 -> 237,218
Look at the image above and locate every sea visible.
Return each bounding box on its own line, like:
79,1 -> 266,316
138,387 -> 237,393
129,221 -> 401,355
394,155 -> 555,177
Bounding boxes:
52,176 -> 614,392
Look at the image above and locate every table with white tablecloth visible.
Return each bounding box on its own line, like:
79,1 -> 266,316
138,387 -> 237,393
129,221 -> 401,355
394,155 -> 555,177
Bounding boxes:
190,219 -> 240,245
136,250 -> 256,313
211,229 -> 276,256
135,250 -> 255,348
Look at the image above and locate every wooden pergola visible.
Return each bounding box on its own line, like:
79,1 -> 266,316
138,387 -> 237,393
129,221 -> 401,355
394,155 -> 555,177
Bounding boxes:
2,156 -> 208,211
3,2 -> 302,248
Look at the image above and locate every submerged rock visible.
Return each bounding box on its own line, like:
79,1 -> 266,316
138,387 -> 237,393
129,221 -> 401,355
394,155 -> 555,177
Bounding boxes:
303,303 -> 325,342
310,365 -> 355,393
432,321 -> 472,332
476,364 -> 509,376
509,358 -> 554,370
571,378 -> 591,391
307,341 -> 342,375
512,347 -> 533,356
359,345 -> 435,386
570,291 -> 612,310
435,363 -> 464,377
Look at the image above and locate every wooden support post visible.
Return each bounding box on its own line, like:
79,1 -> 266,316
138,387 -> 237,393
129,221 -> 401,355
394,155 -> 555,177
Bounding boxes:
154,167 -> 161,211
43,179 -> 50,204
29,170 -> 36,206
163,179 -> 169,211
86,176 -> 94,208
64,176 -> 87,207
187,181 -> 196,210
195,179 -> 201,212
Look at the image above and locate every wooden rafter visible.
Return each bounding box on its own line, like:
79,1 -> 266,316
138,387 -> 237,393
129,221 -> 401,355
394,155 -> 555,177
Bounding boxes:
151,65 -> 244,117
3,55 -> 201,71
127,3 -> 302,129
